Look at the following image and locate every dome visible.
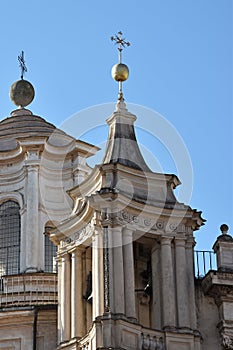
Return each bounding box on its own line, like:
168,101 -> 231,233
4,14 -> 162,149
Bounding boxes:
0,109 -> 59,152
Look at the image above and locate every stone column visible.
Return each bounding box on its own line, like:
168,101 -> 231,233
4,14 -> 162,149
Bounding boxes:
175,238 -> 190,327
122,227 -> 136,320
57,257 -> 62,344
151,241 -> 162,329
60,253 -> 71,342
25,163 -> 39,272
110,226 -> 125,315
71,248 -> 84,339
186,238 -> 197,329
92,228 -> 104,320
161,236 -> 176,328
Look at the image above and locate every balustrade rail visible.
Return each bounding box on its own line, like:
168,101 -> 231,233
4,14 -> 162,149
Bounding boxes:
194,250 -> 216,278
0,273 -> 57,307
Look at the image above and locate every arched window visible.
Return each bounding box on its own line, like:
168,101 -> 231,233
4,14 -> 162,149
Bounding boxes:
0,201 -> 20,277
44,227 -> 57,273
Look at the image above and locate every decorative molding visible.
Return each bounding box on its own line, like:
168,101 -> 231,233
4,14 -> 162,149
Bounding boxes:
100,210 -> 189,237
0,191 -> 24,208
61,221 -> 94,247
156,221 -> 164,230
109,210 -> 155,230
222,334 -> 233,349
166,222 -> 178,233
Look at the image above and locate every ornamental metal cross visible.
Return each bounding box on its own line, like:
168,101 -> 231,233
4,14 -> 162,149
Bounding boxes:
18,51 -> 27,79
111,31 -> 130,62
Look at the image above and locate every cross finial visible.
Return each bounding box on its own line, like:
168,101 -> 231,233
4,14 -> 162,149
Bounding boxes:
111,31 -> 130,63
18,51 -> 27,80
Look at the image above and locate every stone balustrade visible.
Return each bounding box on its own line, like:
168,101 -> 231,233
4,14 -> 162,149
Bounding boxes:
141,330 -> 164,350
0,272 -> 57,307
78,320 -> 165,350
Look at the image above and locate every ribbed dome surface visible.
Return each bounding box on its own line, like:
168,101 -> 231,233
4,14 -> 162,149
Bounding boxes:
0,109 -> 56,138
0,109 -> 59,151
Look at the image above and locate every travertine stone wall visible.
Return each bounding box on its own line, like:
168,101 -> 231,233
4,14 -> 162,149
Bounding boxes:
195,281 -> 222,350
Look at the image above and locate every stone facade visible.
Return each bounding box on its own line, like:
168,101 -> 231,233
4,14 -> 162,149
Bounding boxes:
0,101 -> 232,350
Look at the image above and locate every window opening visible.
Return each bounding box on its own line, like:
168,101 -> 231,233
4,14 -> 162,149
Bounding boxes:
44,227 -> 57,273
0,201 -> 20,278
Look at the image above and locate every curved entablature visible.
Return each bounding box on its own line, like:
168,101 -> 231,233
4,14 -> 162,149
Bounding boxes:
48,199 -> 95,248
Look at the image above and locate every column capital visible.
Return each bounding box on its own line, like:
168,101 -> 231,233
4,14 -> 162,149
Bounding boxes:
122,227 -> 134,246
122,226 -> 134,235
186,237 -> 196,249
61,252 -> 71,261
70,247 -> 83,258
151,240 -> 160,253
25,162 -> 40,169
174,237 -> 186,248
160,236 -> 173,245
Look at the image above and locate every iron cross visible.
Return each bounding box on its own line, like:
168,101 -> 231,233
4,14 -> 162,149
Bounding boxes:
18,51 -> 27,80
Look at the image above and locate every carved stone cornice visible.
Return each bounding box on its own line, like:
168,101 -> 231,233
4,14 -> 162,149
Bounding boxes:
202,271 -> 233,299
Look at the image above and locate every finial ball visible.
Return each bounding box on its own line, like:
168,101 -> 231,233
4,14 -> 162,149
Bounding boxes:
10,79 -> 35,107
220,224 -> 229,235
111,63 -> 129,82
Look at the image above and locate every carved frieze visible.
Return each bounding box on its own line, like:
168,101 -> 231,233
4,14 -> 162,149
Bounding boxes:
100,210 -> 189,238
61,221 -> 95,247
106,210 -> 154,230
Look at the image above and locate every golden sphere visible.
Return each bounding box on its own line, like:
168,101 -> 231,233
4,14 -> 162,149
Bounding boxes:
111,63 -> 129,82
10,79 -> 35,107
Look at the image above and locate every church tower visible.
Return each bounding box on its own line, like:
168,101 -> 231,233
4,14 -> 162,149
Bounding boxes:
49,33 -> 205,350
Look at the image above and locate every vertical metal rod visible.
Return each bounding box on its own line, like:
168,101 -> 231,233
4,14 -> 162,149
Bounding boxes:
203,251 -> 206,275
196,251 -> 200,278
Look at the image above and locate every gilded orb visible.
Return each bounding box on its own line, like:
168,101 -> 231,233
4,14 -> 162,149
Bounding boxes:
111,63 -> 129,82
10,79 -> 35,107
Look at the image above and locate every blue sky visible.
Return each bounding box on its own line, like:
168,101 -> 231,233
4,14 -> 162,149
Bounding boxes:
0,0 -> 232,249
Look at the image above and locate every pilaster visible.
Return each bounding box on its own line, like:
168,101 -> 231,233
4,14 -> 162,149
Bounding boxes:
60,253 -> 71,342
25,151 -> 40,272
57,257 -> 62,344
71,248 -> 84,339
92,226 -> 104,320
